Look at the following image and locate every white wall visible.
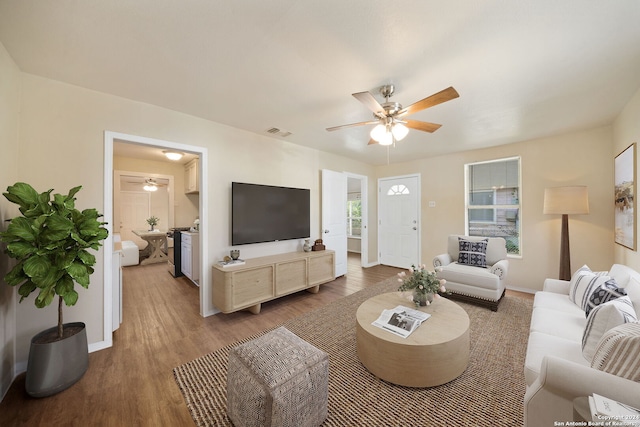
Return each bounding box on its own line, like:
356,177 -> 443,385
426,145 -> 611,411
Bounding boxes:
375,126 -> 614,292
0,41 -> 21,399
613,87 -> 640,270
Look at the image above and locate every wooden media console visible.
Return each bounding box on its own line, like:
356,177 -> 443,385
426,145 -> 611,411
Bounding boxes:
212,250 -> 335,314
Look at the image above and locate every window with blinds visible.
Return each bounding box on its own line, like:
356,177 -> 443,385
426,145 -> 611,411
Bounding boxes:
465,157 -> 521,255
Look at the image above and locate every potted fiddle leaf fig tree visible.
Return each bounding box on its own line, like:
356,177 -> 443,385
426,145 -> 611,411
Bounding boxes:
0,182 -> 108,397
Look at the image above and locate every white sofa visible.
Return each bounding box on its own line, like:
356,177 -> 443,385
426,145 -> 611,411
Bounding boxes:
433,235 -> 509,311
524,264 -> 640,426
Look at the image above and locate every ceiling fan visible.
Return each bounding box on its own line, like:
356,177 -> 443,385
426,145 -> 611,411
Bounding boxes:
326,84 -> 459,146
142,178 -> 168,192
123,178 -> 168,192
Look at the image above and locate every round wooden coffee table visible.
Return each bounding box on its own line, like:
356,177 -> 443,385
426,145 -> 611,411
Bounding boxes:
356,292 -> 470,387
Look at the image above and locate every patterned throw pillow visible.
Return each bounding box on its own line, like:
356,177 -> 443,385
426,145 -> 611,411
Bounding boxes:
584,278 -> 627,317
591,321 -> 640,381
569,267 -> 610,309
581,296 -> 638,362
457,238 -> 488,268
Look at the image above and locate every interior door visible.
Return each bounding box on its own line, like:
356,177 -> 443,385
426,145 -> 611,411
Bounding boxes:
120,191 -> 150,248
378,175 -> 420,269
321,169 -> 347,277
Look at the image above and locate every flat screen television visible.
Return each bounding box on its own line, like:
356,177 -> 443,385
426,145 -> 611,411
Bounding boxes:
232,182 -> 311,246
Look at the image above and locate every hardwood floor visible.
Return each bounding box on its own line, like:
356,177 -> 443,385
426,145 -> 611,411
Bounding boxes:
0,253 -> 402,426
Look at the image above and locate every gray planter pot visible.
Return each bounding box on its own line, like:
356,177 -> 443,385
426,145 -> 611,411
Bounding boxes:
25,322 -> 89,398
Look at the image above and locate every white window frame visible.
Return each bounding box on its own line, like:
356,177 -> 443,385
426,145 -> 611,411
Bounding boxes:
464,156 -> 522,257
347,198 -> 362,238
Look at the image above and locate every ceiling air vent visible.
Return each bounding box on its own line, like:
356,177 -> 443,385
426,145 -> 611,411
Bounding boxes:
266,127 -> 292,137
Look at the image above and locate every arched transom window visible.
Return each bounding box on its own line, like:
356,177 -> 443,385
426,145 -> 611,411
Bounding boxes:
387,184 -> 410,196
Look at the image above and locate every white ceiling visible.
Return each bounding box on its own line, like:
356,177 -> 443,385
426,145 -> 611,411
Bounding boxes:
113,140 -> 199,165
1,1 -> 640,165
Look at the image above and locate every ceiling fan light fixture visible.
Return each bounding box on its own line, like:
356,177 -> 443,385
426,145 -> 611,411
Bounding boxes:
163,150 -> 184,161
328,85 -> 458,150
370,123 -> 387,142
378,129 -> 394,146
143,178 -> 159,192
391,122 -> 409,141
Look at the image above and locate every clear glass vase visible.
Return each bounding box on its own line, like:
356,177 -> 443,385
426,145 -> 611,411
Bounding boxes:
413,290 -> 434,306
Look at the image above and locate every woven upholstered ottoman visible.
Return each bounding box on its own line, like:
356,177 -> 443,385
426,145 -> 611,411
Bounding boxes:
226,326 -> 329,427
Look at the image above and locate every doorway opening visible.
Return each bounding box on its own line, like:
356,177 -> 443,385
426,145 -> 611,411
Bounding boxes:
101,131 -> 209,351
346,173 -> 369,268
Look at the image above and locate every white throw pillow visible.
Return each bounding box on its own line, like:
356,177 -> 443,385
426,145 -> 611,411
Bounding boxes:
581,296 -> 637,362
569,265 -> 592,304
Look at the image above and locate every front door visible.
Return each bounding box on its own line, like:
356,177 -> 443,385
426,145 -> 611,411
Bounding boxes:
378,175 -> 420,269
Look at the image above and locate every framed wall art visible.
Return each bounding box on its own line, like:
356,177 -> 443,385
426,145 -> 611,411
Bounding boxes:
614,142 -> 636,250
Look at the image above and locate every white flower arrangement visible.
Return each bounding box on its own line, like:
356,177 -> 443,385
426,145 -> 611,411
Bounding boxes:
397,264 -> 447,306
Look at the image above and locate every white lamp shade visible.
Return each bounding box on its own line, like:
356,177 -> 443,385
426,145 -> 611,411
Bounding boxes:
370,124 -> 386,142
391,123 -> 409,141
543,186 -> 589,215
378,130 -> 394,146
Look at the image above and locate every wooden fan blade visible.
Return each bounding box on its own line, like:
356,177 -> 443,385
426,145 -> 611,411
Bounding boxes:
352,91 -> 386,118
397,86 -> 459,117
368,138 -> 378,145
326,120 -> 379,132
404,119 -> 442,133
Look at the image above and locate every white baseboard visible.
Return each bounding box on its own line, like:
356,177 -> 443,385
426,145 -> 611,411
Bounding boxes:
204,307 -> 220,317
0,366 -> 19,402
89,339 -> 112,353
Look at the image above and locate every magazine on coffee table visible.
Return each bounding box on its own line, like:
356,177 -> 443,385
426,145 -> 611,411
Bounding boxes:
589,393 -> 640,426
372,305 -> 431,338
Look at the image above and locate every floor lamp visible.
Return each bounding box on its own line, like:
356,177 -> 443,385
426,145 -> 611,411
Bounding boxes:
543,186 -> 589,280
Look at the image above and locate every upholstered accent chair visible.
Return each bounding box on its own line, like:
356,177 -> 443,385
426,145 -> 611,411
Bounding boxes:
433,235 -> 509,311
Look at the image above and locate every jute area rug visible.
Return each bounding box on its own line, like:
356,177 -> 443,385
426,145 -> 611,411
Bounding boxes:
173,277 -> 533,426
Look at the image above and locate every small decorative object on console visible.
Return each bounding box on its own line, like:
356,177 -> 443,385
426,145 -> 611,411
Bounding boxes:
218,258 -> 245,268
230,249 -> 240,260
219,255 -> 245,267
303,239 -> 312,252
312,239 -> 325,251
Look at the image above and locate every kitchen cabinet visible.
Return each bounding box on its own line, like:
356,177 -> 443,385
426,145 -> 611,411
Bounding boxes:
181,231 -> 200,285
185,159 -> 199,194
